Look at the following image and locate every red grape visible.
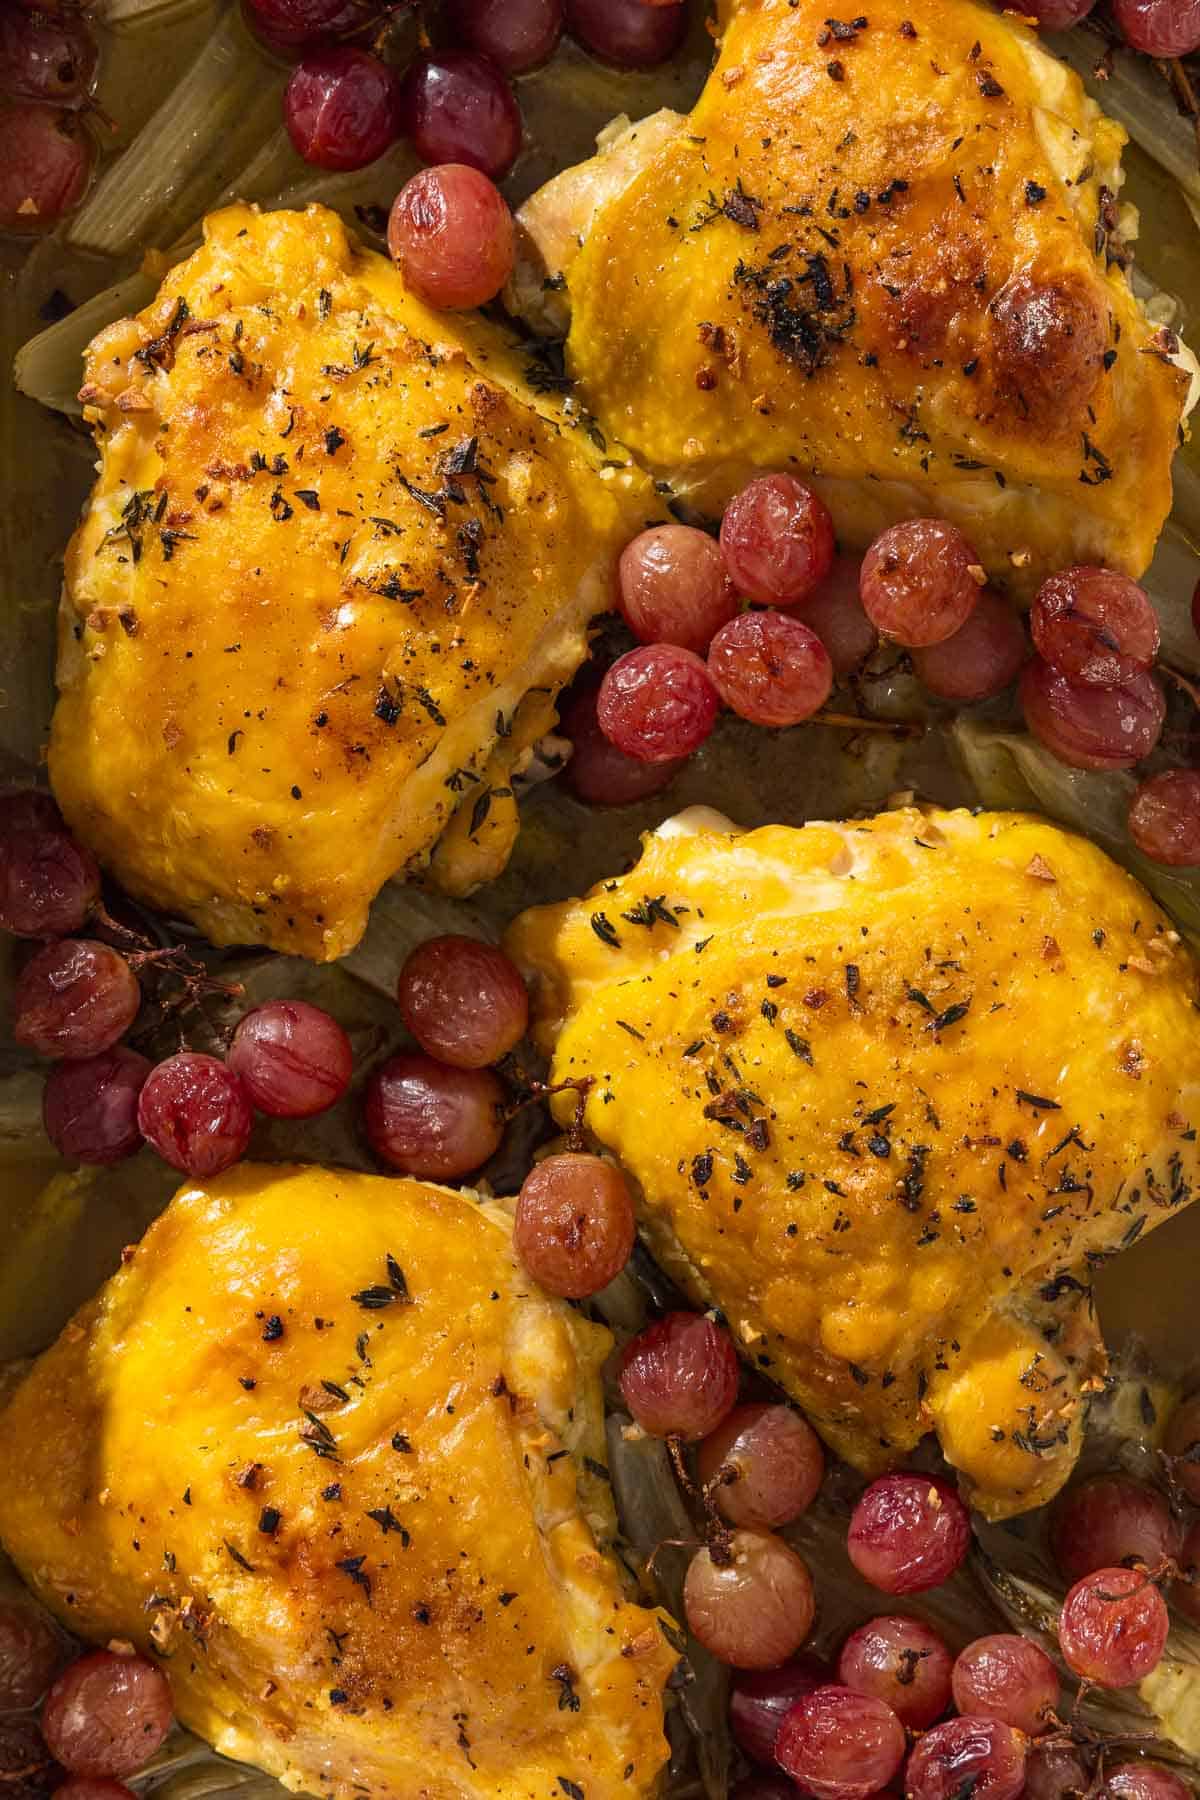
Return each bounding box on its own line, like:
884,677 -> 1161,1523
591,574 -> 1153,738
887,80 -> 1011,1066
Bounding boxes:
387,164 -> 514,311
911,589 -> 1026,702
906,1717 -> 1026,1800
43,1047 -> 150,1165
1020,659 -> 1164,770
707,611 -> 832,727
617,525 -> 738,653
241,0 -> 379,55
846,1473 -> 970,1595
800,556 -> 877,679
396,934 -> 528,1069
0,796 -> 100,937
1058,1566 -> 1169,1687
719,475 -> 835,609
397,52 -> 521,180
696,1403 -> 824,1529
0,1716 -> 58,1798
597,645 -> 720,762
564,0 -> 687,66
0,1600 -> 63,1710
1165,1393 -> 1200,1503
560,680 -> 686,803
443,0 -> 563,73
13,940 -> 140,1061
1129,770 -> 1200,868
0,8 -> 97,104
1030,567 -> 1159,687
950,1633 -> 1059,1735
859,519 -> 982,648
619,1310 -> 739,1440
684,1532 -> 815,1670
362,1051 -> 503,1178
775,1685 -> 906,1800
1049,1475 -> 1181,1588
1023,1745 -> 1090,1800
1175,1517 -> 1200,1623
284,48 -> 398,171
1112,0 -> 1200,54
56,1783 -> 138,1800
836,1614 -> 952,1730
41,1652 -> 172,1778
1103,1765 -> 1195,1800
513,1152 -> 635,1297
1001,0 -> 1096,22
137,1053 -> 254,1178
228,1000 -> 352,1117
0,102 -> 93,230
729,1655 -> 831,1765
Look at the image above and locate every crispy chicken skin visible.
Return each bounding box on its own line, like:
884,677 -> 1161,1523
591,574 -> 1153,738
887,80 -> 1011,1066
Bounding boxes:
0,1165 -> 676,1800
516,0 -> 1190,591
506,807 -> 1200,1519
49,203 -> 655,961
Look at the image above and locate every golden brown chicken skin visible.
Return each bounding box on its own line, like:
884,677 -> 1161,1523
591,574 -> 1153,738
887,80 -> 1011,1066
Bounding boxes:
506,807 -> 1200,1519
49,203 -> 655,961
0,1165 -> 676,1800
517,0 -> 1190,591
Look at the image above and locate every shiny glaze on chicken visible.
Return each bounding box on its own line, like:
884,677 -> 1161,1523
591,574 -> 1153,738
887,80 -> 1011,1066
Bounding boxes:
507,806 -> 1200,1519
49,203 -> 655,961
0,1165 -> 676,1800
516,0 -> 1190,591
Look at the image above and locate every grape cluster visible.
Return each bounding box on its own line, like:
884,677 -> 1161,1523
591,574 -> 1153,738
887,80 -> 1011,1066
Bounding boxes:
0,4 -> 99,232
1008,0 -> 1200,56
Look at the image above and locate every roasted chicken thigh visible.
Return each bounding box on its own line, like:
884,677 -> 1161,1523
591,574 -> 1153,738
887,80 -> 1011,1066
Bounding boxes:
507,806 -> 1200,1519
0,1164 -> 675,1800
49,203 -> 654,960
515,0 -> 1191,590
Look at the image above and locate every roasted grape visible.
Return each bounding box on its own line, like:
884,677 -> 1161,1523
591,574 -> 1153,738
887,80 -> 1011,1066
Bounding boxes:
1022,1744 -> 1090,1800
800,556 -> 877,679
836,1613 -> 952,1730
1058,1566 -> 1169,1688
1030,566 -> 1159,687
859,519 -> 982,648
362,1052 -> 504,1178
0,7 -> 97,104
0,794 -> 100,937
13,939 -> 140,1061
905,1716 -> 1026,1800
950,1633 -> 1059,1735
618,1311 -> 739,1440
1112,0 -> 1200,55
1129,771 -> 1200,869
1103,1764 -> 1195,1800
40,1652 -> 172,1778
696,1403 -> 824,1529
0,102 -> 93,231
564,0 -> 687,67
284,48 -> 398,170
0,1600 -> 63,1710
617,524 -> 738,653
397,51 -> 521,180
242,0 -> 379,55
719,475 -> 836,609
387,164 -> 514,310
228,1000 -> 353,1117
137,1053 -> 254,1178
513,1153 -> 635,1297
597,645 -> 720,762
1049,1475 -> 1181,1588
396,934 -> 528,1068
774,1685 -> 907,1800
846,1473 -> 970,1595
911,589 -> 1026,702
684,1533 -> 815,1670
1020,659 -> 1164,771
42,1047 -> 150,1166
707,612 -> 833,728
729,1655 -> 830,1765
559,680 -> 685,806
443,0 -> 563,73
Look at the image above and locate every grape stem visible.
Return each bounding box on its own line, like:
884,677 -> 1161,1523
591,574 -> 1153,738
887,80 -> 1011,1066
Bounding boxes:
503,1074 -> 594,1147
1154,57 -> 1200,164
1157,661 -> 1200,707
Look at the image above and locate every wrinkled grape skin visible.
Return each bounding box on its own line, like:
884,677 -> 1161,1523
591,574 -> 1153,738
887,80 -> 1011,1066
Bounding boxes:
284,48 -> 398,171
41,1652 -> 172,1778
1112,0 -> 1200,55
13,940 -> 140,1061
619,1310 -> 739,1441
859,519 -> 981,648
775,1684 -> 906,1800
387,165 -> 514,310
559,680 -> 685,806
1030,567 -> 1159,687
0,1600 -> 63,1710
1165,1393 -> 1200,1504
137,1054 -> 254,1179
617,525 -> 738,653
719,475 -> 836,609
564,0 -> 687,67
1020,659 -> 1165,771
911,590 -> 1027,703
905,1717 -> 1026,1800
0,102 -> 93,231
0,8 -> 97,104
0,798 -> 100,938
228,1000 -> 353,1117
1049,1475 -> 1181,1588
43,1047 -> 150,1166
696,1403 -> 824,1529
443,0 -> 563,73
846,1473 -> 970,1595
597,645 -> 720,763
362,1052 -> 504,1179
396,934 -> 528,1069
513,1153 -> 635,1297
1001,0 -> 1095,24
242,0 -> 380,54
1023,1744 -> 1090,1800
397,52 -> 521,180
708,612 -> 833,728
836,1614 -> 952,1730
1058,1566 -> 1170,1688
799,556 -> 877,679
1129,771 -> 1200,869
684,1533 -> 815,1671
950,1633 -> 1059,1735
729,1654 -> 831,1765
1103,1764 -> 1195,1800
